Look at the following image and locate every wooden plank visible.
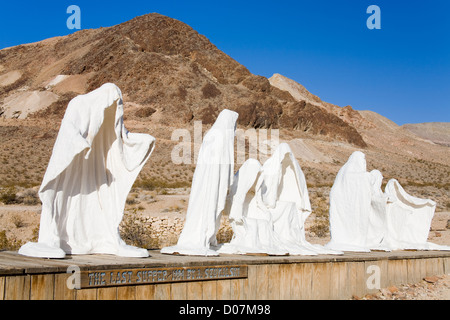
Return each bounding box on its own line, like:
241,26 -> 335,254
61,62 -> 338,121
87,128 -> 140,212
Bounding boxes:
186,281 -> 203,300
230,278 -> 246,300
430,258 -> 440,276
4,275 -> 31,300
97,287 -> 117,300
171,282 -> 187,300
0,252 -> 75,274
136,284 -> 155,300
406,259 -> 421,284
444,257 -> 450,275
311,262 -> 331,299
279,264 -> 291,300
216,279 -> 231,299
436,258 -> 445,276
289,263 -> 302,299
75,288 -> 97,300
299,263 -> 313,299
255,264 -> 269,300
267,264 -> 281,299
153,283 -> 171,300
364,259 -> 388,295
54,273 -> 76,300
244,265 -> 256,300
347,262 -> 365,299
329,262 -> 346,300
31,274 -> 54,300
387,259 -> 408,286
117,285 -> 136,300
202,280 -> 217,299
0,276 -> 4,300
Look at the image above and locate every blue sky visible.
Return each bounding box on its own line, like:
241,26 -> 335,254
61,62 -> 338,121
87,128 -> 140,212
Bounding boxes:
0,0 -> 449,125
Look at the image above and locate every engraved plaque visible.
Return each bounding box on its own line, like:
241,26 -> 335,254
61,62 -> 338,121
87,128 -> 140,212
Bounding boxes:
79,265 -> 248,288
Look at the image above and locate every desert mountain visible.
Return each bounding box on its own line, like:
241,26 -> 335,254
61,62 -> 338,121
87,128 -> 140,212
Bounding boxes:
0,13 -> 365,147
0,13 -> 448,212
402,123 -> 450,147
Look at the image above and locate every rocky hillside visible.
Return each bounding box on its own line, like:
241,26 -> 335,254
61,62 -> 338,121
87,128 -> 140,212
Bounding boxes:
0,13 -> 366,147
403,123 -> 450,147
0,13 -> 449,213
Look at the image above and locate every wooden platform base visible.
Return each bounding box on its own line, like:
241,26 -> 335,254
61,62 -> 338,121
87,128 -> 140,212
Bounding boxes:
0,250 -> 449,300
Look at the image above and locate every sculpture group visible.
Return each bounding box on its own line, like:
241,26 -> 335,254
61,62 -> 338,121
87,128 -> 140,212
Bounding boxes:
18,84 -> 450,259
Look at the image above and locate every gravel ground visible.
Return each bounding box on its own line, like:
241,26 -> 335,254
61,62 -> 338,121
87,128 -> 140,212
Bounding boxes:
356,274 -> 450,300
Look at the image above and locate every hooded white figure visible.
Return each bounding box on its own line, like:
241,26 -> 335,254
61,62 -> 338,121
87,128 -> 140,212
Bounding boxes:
366,169 -> 389,250
19,83 -> 155,258
381,179 -> 450,251
161,109 -> 238,256
325,151 -> 372,252
259,143 -> 340,255
217,158 -> 288,255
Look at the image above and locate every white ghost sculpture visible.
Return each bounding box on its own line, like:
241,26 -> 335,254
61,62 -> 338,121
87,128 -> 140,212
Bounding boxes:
161,109 -> 238,256
366,169 -> 389,250
19,83 -> 155,258
218,158 -> 288,255
260,143 -> 340,255
220,143 -> 340,255
381,179 -> 450,251
325,151 -> 372,252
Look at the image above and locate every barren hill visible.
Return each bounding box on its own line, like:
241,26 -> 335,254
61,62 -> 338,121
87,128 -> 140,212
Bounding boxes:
0,13 -> 365,147
0,12 -> 449,214
402,122 -> 450,147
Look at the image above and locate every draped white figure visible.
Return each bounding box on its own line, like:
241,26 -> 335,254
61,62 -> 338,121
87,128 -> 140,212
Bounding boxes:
19,83 -> 155,258
325,151 -> 372,252
220,143 -> 341,255
218,158 -> 288,255
381,179 -> 450,251
260,143 -> 340,255
161,109 -> 238,256
367,169 -> 389,250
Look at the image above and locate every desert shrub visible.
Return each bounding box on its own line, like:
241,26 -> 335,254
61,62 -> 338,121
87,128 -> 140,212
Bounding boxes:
134,106 -> 156,118
0,187 -> 18,204
201,83 -> 221,99
0,230 -> 23,251
16,188 -> 40,205
309,190 -> 330,237
11,215 -> 26,228
133,178 -> 190,191
309,219 -> 329,238
119,209 -> 156,249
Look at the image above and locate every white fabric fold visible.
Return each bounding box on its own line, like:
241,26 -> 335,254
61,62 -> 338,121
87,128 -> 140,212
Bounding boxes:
19,83 -> 155,258
220,143 -> 341,256
161,109 -> 238,256
325,151 -> 372,252
380,179 -> 450,251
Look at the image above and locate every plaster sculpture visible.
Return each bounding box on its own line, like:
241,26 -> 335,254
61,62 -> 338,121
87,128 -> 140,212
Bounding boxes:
260,143 -> 340,255
220,143 -> 341,255
325,151 -> 372,252
19,83 -> 155,258
381,179 -> 450,251
366,169 -> 389,250
161,109 -> 238,256
218,158 -> 288,255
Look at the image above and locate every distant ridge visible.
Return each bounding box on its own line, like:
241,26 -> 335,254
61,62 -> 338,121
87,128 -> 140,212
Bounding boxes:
403,122 -> 450,147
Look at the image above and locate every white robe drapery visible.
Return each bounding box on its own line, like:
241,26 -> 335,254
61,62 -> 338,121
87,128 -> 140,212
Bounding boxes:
220,143 -> 341,255
380,179 -> 450,251
161,109 -> 238,256
19,83 -> 155,258
325,151 -> 372,252
367,169 -> 389,250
